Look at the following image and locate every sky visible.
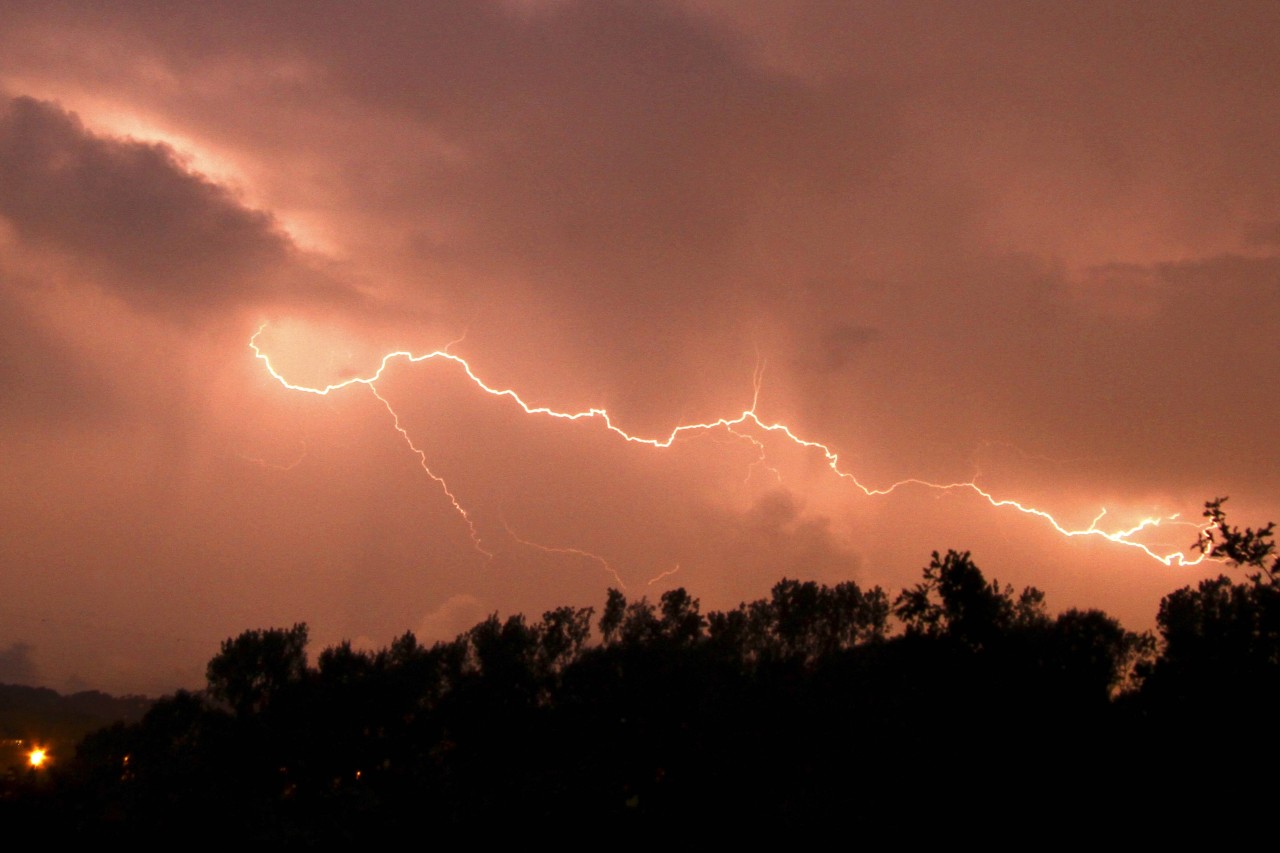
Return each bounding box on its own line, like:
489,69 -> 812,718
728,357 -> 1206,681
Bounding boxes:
1,1 -> 1276,695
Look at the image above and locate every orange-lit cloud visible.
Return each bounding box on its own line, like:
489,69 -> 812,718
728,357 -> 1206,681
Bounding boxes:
0,1 -> 1276,694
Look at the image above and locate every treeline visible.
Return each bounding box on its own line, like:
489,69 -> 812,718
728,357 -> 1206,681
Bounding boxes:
0,684 -> 151,772
8,501 -> 1280,839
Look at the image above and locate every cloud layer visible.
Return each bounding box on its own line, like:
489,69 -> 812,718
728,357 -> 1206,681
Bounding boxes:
0,1 -> 1276,693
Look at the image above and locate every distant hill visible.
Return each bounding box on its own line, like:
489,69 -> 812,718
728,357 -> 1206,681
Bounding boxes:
0,683 -> 152,771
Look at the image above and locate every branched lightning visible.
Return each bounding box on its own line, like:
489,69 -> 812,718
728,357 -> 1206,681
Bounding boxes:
250,325 -> 1213,572
369,384 -> 491,557
731,360 -> 783,486
501,519 -> 627,589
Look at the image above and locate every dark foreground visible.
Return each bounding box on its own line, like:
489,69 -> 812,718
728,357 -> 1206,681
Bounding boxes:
5,505 -> 1277,841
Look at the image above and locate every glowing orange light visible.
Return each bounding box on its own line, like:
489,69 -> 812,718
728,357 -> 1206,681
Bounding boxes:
250,325 -> 1214,569
28,747 -> 47,768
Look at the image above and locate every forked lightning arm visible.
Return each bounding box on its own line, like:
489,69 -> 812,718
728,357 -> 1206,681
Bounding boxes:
250,325 -> 1211,570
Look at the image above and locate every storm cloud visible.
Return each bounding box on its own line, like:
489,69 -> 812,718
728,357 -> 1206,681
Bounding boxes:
0,1 -> 1275,694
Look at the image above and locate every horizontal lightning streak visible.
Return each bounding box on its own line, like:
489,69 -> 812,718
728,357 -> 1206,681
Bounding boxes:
250,326 -> 1211,569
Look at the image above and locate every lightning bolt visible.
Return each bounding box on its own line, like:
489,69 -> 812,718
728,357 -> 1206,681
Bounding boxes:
647,564 -> 682,586
369,384 -> 491,557
501,519 -> 627,589
250,325 -> 1212,572
731,360 -> 783,486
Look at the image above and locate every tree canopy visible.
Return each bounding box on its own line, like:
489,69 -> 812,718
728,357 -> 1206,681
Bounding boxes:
8,499 -> 1277,839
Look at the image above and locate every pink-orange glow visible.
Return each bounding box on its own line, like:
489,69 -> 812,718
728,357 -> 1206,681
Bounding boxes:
1,3 -> 1274,696
251,325 -> 1215,569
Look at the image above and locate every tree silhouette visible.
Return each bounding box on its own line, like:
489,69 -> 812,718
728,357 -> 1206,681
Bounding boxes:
205,623 -> 309,716
599,588 -> 626,646
42,517 -> 1280,838
536,606 -> 593,676
893,549 -> 1045,647
1138,500 -> 1280,718
1197,496 -> 1278,584
657,588 -> 705,647
700,578 -> 890,670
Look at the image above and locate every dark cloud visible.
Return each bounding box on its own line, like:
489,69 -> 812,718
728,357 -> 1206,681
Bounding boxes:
813,323 -> 880,373
0,641 -> 38,684
0,96 -> 354,320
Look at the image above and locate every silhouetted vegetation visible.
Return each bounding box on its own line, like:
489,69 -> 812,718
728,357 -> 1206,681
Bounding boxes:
0,684 -> 150,773
6,500 -> 1278,839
